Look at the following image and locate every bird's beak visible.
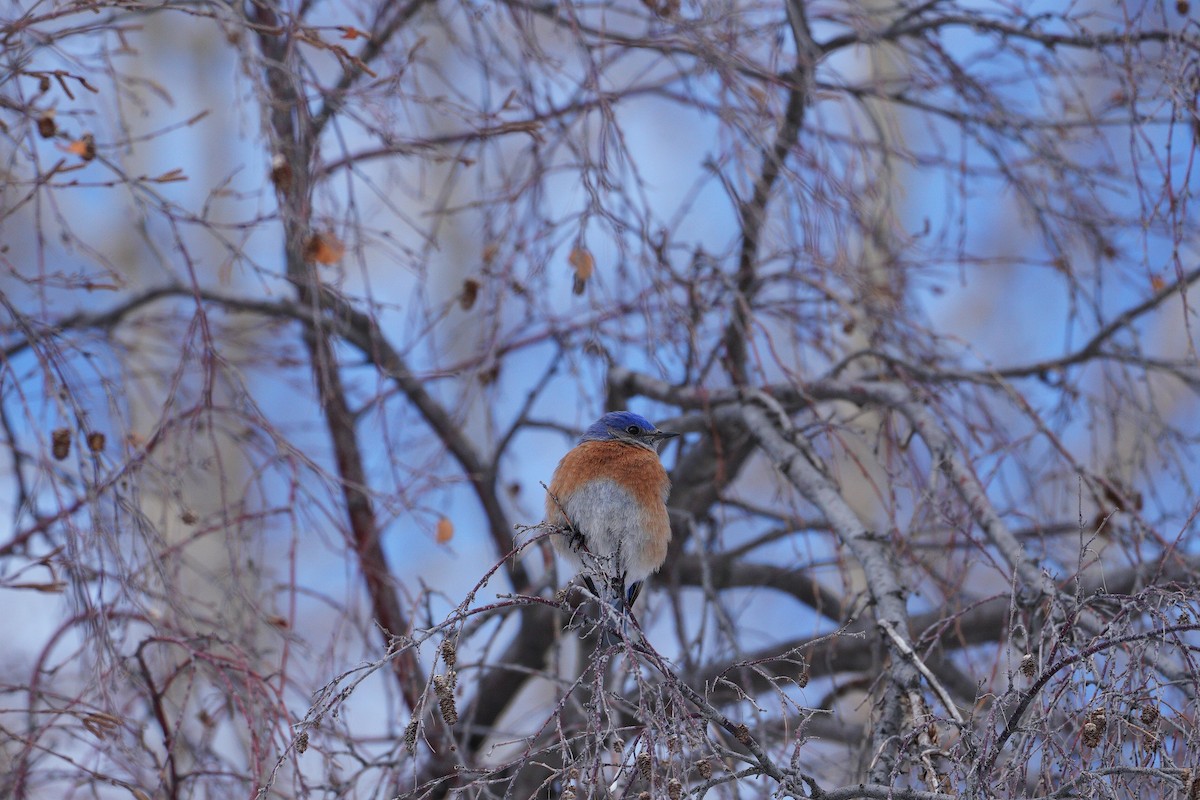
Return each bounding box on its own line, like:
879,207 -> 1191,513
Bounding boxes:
651,429 -> 680,451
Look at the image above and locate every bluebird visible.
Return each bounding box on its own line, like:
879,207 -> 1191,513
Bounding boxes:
545,410 -> 678,614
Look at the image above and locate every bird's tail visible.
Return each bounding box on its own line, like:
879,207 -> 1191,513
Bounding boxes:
591,578 -> 641,647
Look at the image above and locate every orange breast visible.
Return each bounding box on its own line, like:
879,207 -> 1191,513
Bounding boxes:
545,440 -> 673,581
545,440 -> 670,518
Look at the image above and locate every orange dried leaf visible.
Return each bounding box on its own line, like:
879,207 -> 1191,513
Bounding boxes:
569,247 -> 594,295
305,232 -> 345,265
339,25 -> 367,40
66,133 -> 96,161
1150,274 -> 1166,292
435,516 -> 454,543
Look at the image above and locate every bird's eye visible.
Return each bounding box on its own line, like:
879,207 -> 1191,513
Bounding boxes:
626,425 -> 642,435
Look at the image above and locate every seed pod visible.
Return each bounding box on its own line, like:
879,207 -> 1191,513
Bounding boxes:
1020,654 -> 1036,678
432,673 -> 455,699
667,778 -> 682,800
439,694 -> 458,726
1081,721 -> 1100,748
87,431 -> 105,453
52,428 -> 71,460
440,637 -> 458,668
696,759 -> 713,779
636,752 -> 652,780
404,718 -> 418,753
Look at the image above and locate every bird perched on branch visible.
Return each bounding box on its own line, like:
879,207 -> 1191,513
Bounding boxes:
545,410 -> 678,615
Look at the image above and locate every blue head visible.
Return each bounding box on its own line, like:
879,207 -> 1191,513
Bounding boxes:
580,411 -> 680,452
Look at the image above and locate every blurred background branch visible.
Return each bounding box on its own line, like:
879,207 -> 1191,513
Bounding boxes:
1,0 -> 1199,798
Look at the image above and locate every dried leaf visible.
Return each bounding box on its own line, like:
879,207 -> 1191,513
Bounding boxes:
66,133 -> 95,161
338,25 -> 367,40
435,516 -> 454,543
569,247 -> 594,295
52,428 -> 71,460
1150,273 -> 1166,292
270,153 -> 292,192
486,120 -> 543,142
460,278 -> 480,310
81,712 -> 121,739
37,112 -> 56,139
148,168 -> 187,183
640,0 -> 679,16
305,232 -> 345,265
9,581 -> 68,593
